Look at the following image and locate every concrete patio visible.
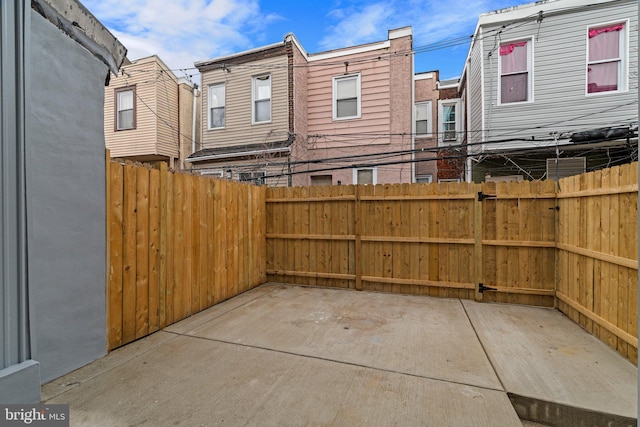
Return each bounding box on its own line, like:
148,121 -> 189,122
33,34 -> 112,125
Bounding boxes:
42,283 -> 637,426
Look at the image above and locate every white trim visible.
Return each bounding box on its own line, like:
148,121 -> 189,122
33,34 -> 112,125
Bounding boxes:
185,146 -> 291,163
584,19 -> 629,97
195,41 -> 284,68
199,170 -> 224,177
252,73 -> 272,124
416,174 -> 433,184
480,27 -> 486,144
333,74 -> 361,121
352,167 -> 377,185
309,41 -> 390,62
207,83 -> 225,130
389,27 -> 412,39
414,72 -> 434,80
438,99 -> 462,145
497,37 -> 534,106
438,178 -> 461,183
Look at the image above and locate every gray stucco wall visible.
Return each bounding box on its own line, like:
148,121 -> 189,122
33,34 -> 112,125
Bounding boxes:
28,10 -> 107,383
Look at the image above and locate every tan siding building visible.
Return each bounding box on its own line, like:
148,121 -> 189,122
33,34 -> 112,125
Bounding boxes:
105,55 -> 199,168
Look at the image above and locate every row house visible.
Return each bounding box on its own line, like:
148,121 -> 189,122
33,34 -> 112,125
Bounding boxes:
190,28 -> 425,186
104,55 -> 201,169
463,0 -> 638,181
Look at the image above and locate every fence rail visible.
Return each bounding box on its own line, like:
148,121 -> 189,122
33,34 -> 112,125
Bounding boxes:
266,164 -> 638,364
107,161 -> 266,350
557,163 -> 638,364
106,159 -> 637,365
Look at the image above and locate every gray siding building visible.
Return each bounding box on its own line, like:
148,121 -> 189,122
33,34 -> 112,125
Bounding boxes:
464,0 -> 638,181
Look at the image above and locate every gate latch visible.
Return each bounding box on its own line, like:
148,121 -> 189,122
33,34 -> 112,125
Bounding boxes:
478,283 -> 497,293
477,191 -> 496,201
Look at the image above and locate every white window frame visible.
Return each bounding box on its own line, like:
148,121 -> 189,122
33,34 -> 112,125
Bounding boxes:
252,74 -> 271,124
416,174 -> 433,184
497,38 -> 533,105
239,171 -> 266,186
415,101 -> 432,137
438,99 -> 462,145
333,74 -> 361,121
199,170 -> 224,178
208,83 -> 225,130
585,20 -> 628,96
115,87 -> 135,131
352,167 -> 377,185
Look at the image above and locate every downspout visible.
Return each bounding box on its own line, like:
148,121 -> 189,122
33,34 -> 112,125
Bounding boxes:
192,84 -> 198,155
411,52 -> 416,183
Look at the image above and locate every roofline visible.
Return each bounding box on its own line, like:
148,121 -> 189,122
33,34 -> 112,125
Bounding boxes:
195,26 -> 413,68
124,55 -> 179,80
195,41 -> 286,69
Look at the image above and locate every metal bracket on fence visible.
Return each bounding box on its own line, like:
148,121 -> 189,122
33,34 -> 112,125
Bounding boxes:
477,191 -> 496,202
549,206 -> 560,211
478,283 -> 497,293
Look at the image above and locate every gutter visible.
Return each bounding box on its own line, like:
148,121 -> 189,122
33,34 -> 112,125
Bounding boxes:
185,146 -> 292,163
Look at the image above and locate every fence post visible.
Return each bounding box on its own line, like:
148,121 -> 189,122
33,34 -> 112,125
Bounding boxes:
355,184 -> 362,291
474,183 -> 484,302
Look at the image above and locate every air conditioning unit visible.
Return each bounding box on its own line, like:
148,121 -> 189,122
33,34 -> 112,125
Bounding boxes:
546,157 -> 586,181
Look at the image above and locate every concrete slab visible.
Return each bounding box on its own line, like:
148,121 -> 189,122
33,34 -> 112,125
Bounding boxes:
46,335 -> 522,427
462,300 -> 637,420
41,331 -> 176,401
187,284 -> 503,390
164,283 -> 282,335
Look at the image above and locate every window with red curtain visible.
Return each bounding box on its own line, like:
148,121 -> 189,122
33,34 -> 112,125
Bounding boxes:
587,23 -> 624,94
500,40 -> 529,103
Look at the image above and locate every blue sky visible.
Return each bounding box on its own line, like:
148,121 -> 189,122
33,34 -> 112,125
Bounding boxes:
83,0 -> 531,81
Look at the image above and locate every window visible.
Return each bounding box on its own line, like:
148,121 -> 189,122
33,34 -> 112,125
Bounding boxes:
253,74 -> 271,123
415,102 -> 432,137
239,171 -> 266,186
333,74 -> 361,120
208,84 -> 225,129
353,167 -> 376,185
115,87 -> 135,130
416,174 -> 433,184
438,178 -> 461,183
438,99 -> 461,144
442,104 -> 456,141
499,40 -> 531,104
311,175 -> 333,186
587,23 -> 625,94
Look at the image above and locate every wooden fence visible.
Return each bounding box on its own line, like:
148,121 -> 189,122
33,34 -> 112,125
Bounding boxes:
266,164 -> 637,364
107,161 -> 266,350
266,180 -> 558,306
557,163 -> 638,364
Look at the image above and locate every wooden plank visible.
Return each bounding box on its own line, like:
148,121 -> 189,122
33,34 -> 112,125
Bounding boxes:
556,184 -> 638,198
182,173 -> 193,318
354,185 -> 362,290
483,286 -> 555,296
158,163 -> 168,328
292,187 -> 305,286
605,167 -> 619,350
267,269 -> 354,281
164,168 -> 175,326
474,183 -> 483,301
417,184 -> 430,296
616,166 -> 630,358
266,195 -> 356,203
189,174 -> 200,313
306,186 -> 318,287
206,179 -> 215,306
148,167 -> 161,333
107,161 -> 124,350
212,181 -> 223,303
437,183 -> 450,298
447,182 -> 461,298
360,276 -> 475,289
198,177 -> 208,311
407,184 -> 421,296
227,180 -> 238,298
135,166 -> 150,340
482,181 -> 498,296
122,163 -> 137,345
172,172 -> 184,321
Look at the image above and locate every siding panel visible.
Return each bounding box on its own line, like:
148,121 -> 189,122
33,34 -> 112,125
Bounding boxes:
480,1 -> 637,143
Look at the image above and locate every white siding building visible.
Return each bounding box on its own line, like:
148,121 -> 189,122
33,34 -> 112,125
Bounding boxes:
464,0 -> 637,181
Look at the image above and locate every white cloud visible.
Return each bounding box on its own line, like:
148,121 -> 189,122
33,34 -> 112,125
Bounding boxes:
319,3 -> 395,50
319,0 -> 492,52
83,0 -> 280,78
